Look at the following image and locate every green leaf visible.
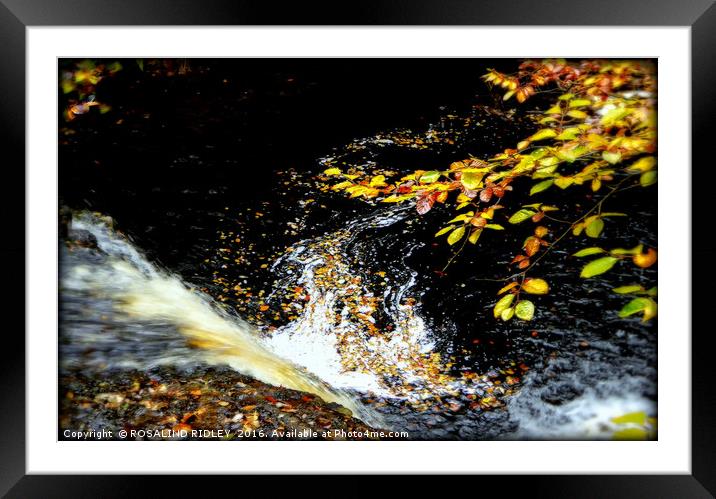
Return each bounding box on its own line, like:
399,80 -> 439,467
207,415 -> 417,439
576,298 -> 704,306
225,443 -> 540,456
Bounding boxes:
627,156 -> 656,173
580,256 -> 619,278
435,225 -> 455,237
484,224 -> 505,230
611,412 -> 647,425
530,179 -> 554,196
640,170 -> 657,187
600,107 -> 632,126
569,99 -> 592,108
555,127 -> 581,141
558,93 -> 575,101
420,170 -> 441,184
613,285 -> 644,294
567,109 -> 588,120
468,228 -> 482,244
500,307 -> 515,321
508,209 -> 536,224
585,217 -> 604,238
514,300 -> 535,321
493,294 -> 515,319
618,297 -> 657,321
447,225 -> 466,245
461,171 -> 484,190
529,129 -> 557,142
573,247 -> 606,257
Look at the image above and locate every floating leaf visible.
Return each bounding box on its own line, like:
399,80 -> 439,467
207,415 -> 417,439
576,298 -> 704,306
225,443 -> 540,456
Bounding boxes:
509,209 -> 536,224
416,195 -> 434,215
493,294 -> 515,319
573,247 -> 605,257
585,217 -> 604,238
530,179 -> 554,196
580,256 -> 619,278
323,167 -> 341,176
515,300 -> 535,321
447,226 -> 466,245
522,278 -> 549,295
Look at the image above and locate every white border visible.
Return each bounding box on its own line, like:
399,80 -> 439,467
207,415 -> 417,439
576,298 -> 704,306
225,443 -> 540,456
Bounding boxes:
28,27 -> 690,474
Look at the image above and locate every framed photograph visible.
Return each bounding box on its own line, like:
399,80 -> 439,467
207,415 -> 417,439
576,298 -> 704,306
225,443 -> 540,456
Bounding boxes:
2,0 -> 714,495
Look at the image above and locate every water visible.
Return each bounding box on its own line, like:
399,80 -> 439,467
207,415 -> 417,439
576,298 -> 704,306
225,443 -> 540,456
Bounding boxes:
60,92 -> 657,440
61,212 -> 382,427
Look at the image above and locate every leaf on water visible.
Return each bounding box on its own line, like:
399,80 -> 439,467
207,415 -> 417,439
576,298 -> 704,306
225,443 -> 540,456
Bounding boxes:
573,247 -> 605,257
585,217 -> 604,238
515,300 -> 535,321
447,225 -> 466,245
509,209 -> 536,224
323,167 -> 342,176
435,225 -> 455,237
580,256 -> 619,278
493,294 -> 515,319
369,174 -> 387,187
420,170 -> 441,184
530,179 -> 554,196
522,278 -> 549,295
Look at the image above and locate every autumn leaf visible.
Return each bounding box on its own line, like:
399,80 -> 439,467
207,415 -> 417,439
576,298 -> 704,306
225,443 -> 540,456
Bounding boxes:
585,217 -> 604,238
633,248 -> 657,268
515,300 -> 535,321
530,179 -> 554,196
461,171 -> 485,190
324,167 -> 342,176
447,226 -> 466,245
522,278 -> 549,295
573,247 -> 606,257
420,171 -> 441,184
580,256 -> 619,278
497,282 -> 519,295
509,209 -> 536,224
493,294 -> 515,319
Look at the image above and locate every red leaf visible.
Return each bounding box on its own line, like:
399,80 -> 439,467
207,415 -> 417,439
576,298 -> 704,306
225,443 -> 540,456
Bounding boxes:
479,188 -> 493,203
416,195 -> 434,215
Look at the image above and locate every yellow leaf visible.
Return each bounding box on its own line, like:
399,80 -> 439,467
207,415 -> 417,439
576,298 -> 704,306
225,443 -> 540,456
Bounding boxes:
324,168 -> 342,176
522,278 -> 549,295
447,226 -> 466,245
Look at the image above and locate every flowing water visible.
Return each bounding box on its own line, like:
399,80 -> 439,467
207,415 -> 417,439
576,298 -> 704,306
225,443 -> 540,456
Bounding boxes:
60,91 -> 657,439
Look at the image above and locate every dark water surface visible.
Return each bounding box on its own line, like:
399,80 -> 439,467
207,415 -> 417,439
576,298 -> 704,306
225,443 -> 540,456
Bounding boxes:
60,59 -> 657,439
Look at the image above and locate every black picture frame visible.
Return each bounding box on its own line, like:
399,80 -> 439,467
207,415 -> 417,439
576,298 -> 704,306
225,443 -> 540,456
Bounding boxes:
1,1 -> 713,496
